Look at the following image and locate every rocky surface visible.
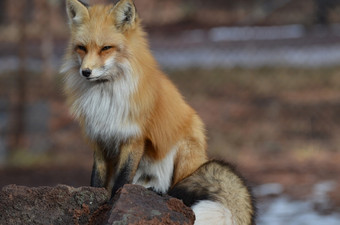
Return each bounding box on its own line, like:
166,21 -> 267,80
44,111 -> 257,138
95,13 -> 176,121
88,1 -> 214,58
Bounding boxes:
0,184 -> 194,225
0,184 -> 109,225
107,184 -> 195,225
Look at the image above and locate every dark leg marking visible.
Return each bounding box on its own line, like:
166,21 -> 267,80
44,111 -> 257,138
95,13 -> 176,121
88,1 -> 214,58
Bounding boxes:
110,156 -> 132,200
90,162 -> 105,187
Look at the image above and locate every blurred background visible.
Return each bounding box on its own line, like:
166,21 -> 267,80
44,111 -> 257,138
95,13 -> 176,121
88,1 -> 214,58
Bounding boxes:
0,0 -> 340,224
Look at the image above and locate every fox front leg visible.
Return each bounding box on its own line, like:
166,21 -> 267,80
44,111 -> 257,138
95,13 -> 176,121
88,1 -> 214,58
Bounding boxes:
91,148 -> 111,188
91,146 -> 120,190
110,139 -> 144,198
91,161 -> 104,187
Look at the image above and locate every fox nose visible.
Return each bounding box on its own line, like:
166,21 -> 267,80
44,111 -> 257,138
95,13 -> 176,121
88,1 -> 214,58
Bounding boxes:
82,69 -> 92,78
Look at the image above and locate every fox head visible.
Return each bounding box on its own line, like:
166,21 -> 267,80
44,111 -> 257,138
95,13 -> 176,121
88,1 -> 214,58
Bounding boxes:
64,0 -> 139,82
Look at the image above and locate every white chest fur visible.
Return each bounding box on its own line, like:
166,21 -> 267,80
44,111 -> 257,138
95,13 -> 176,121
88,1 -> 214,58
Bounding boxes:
68,66 -> 141,146
77,84 -> 140,143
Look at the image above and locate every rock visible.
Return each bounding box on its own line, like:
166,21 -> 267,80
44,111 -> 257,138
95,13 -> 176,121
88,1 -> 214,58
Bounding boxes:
0,184 -> 195,225
107,184 -> 195,225
0,184 -> 109,225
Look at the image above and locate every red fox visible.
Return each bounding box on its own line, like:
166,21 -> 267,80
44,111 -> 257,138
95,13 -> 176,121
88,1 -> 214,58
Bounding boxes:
61,0 -> 255,224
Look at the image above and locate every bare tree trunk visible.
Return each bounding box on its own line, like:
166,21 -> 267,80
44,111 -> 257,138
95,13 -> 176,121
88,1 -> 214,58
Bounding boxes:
0,0 -> 5,24
9,0 -> 28,151
315,0 -> 336,25
41,0 -> 54,94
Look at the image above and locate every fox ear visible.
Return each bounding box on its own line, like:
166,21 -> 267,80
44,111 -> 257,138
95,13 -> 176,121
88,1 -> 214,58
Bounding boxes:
112,0 -> 137,32
66,0 -> 89,26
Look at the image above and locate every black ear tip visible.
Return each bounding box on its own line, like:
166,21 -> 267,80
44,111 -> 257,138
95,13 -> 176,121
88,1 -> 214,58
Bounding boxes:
123,4 -> 134,22
78,0 -> 89,7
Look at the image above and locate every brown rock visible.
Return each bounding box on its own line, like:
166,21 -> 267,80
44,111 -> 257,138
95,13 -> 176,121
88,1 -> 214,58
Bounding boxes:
107,184 -> 195,225
0,184 -> 195,225
0,184 -> 109,225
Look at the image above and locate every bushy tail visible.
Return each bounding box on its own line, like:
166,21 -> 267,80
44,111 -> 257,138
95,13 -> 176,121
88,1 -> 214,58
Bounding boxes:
169,160 -> 256,225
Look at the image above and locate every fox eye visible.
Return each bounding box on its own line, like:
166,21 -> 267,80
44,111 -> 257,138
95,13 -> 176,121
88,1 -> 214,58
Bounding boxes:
101,46 -> 113,52
76,45 -> 87,52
